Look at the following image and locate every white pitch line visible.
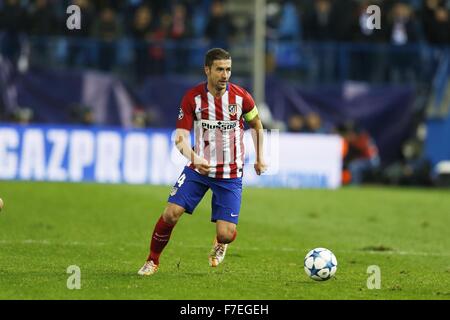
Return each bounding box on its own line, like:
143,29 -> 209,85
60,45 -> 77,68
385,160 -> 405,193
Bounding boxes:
340,249 -> 450,257
1,239 -> 449,257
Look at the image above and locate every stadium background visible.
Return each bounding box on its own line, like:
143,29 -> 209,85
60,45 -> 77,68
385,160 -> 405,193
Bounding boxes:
1,0 -> 450,186
0,0 -> 450,301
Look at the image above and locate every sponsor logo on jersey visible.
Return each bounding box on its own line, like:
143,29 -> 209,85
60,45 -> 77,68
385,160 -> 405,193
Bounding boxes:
199,120 -> 238,131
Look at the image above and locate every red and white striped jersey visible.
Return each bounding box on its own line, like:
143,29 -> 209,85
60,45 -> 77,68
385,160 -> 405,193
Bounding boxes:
176,82 -> 256,179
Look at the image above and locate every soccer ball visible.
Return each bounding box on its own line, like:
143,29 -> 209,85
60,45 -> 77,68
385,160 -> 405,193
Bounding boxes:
304,248 -> 338,281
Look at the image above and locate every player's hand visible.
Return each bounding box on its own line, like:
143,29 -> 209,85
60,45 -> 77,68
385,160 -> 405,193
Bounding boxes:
194,158 -> 211,175
254,161 -> 267,176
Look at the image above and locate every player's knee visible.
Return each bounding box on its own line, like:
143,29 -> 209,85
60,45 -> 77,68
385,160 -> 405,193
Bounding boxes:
163,210 -> 180,225
162,205 -> 184,225
217,229 -> 237,244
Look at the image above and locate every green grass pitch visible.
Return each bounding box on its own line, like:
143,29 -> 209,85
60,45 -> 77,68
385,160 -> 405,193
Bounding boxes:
0,180 -> 449,300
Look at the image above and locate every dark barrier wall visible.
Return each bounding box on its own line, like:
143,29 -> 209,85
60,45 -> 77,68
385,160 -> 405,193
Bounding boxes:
265,78 -> 416,165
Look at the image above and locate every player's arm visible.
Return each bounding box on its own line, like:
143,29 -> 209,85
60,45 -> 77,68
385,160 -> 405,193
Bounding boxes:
176,95 -> 210,175
245,112 -> 267,176
174,128 -> 210,175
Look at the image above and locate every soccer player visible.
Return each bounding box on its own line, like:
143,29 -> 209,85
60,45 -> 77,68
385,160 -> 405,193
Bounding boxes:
138,48 -> 266,276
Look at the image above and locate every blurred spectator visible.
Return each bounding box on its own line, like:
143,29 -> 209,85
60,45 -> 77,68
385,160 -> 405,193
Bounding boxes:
304,0 -> 333,41
338,122 -> 380,185
70,104 -> 94,125
130,6 -> 170,77
0,0 -> 27,67
329,0 -> 356,42
387,2 -> 420,46
304,112 -> 331,133
168,3 -> 193,73
266,0 -> 301,72
277,1 -> 300,41
204,0 -> 236,49
169,3 -> 193,40
65,0 -> 96,68
386,1 -> 421,83
28,0 -> 59,36
92,7 -> 123,71
303,0 -> 336,83
287,113 -> 305,132
131,107 -> 148,128
353,0 -> 386,42
421,0 -> 450,87
27,0 -> 59,66
131,105 -> 161,127
383,136 -> 432,186
287,112 -> 333,134
266,0 -> 281,40
147,0 -> 171,19
130,5 -> 156,80
11,107 -> 34,124
65,0 -> 96,37
148,13 -> 171,74
422,0 -> 450,45
351,0 -> 388,82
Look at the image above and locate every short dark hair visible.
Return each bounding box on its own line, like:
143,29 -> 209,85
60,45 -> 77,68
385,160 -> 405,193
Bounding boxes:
204,48 -> 231,67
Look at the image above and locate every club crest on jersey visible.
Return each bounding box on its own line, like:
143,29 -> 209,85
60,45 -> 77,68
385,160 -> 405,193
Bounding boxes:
228,104 -> 237,116
178,107 -> 184,120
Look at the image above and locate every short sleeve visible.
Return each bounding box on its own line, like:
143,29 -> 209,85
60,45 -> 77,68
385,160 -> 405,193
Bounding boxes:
242,90 -> 256,114
176,94 -> 194,130
242,90 -> 258,122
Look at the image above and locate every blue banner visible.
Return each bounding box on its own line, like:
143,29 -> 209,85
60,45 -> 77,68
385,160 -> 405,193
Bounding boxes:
0,124 -> 342,188
0,124 -> 178,184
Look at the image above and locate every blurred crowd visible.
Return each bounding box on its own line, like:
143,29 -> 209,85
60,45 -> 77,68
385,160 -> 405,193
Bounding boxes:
287,113 -> 381,185
0,0 -> 444,186
1,0 -> 449,44
286,112 -> 431,186
0,0 -> 449,79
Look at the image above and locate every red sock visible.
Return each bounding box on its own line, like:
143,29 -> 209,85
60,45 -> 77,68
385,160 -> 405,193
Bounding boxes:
147,216 -> 175,264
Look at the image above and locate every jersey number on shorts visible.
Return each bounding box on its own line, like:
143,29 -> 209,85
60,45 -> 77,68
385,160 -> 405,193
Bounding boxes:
177,173 -> 186,187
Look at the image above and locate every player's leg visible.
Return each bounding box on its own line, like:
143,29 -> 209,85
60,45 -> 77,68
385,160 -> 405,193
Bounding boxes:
208,220 -> 237,267
149,203 -> 185,262
138,166 -> 209,275
138,203 -> 185,276
208,177 -> 242,267
216,219 -> 238,244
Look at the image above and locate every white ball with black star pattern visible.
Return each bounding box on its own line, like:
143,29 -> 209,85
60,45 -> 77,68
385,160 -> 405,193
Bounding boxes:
304,248 -> 338,281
